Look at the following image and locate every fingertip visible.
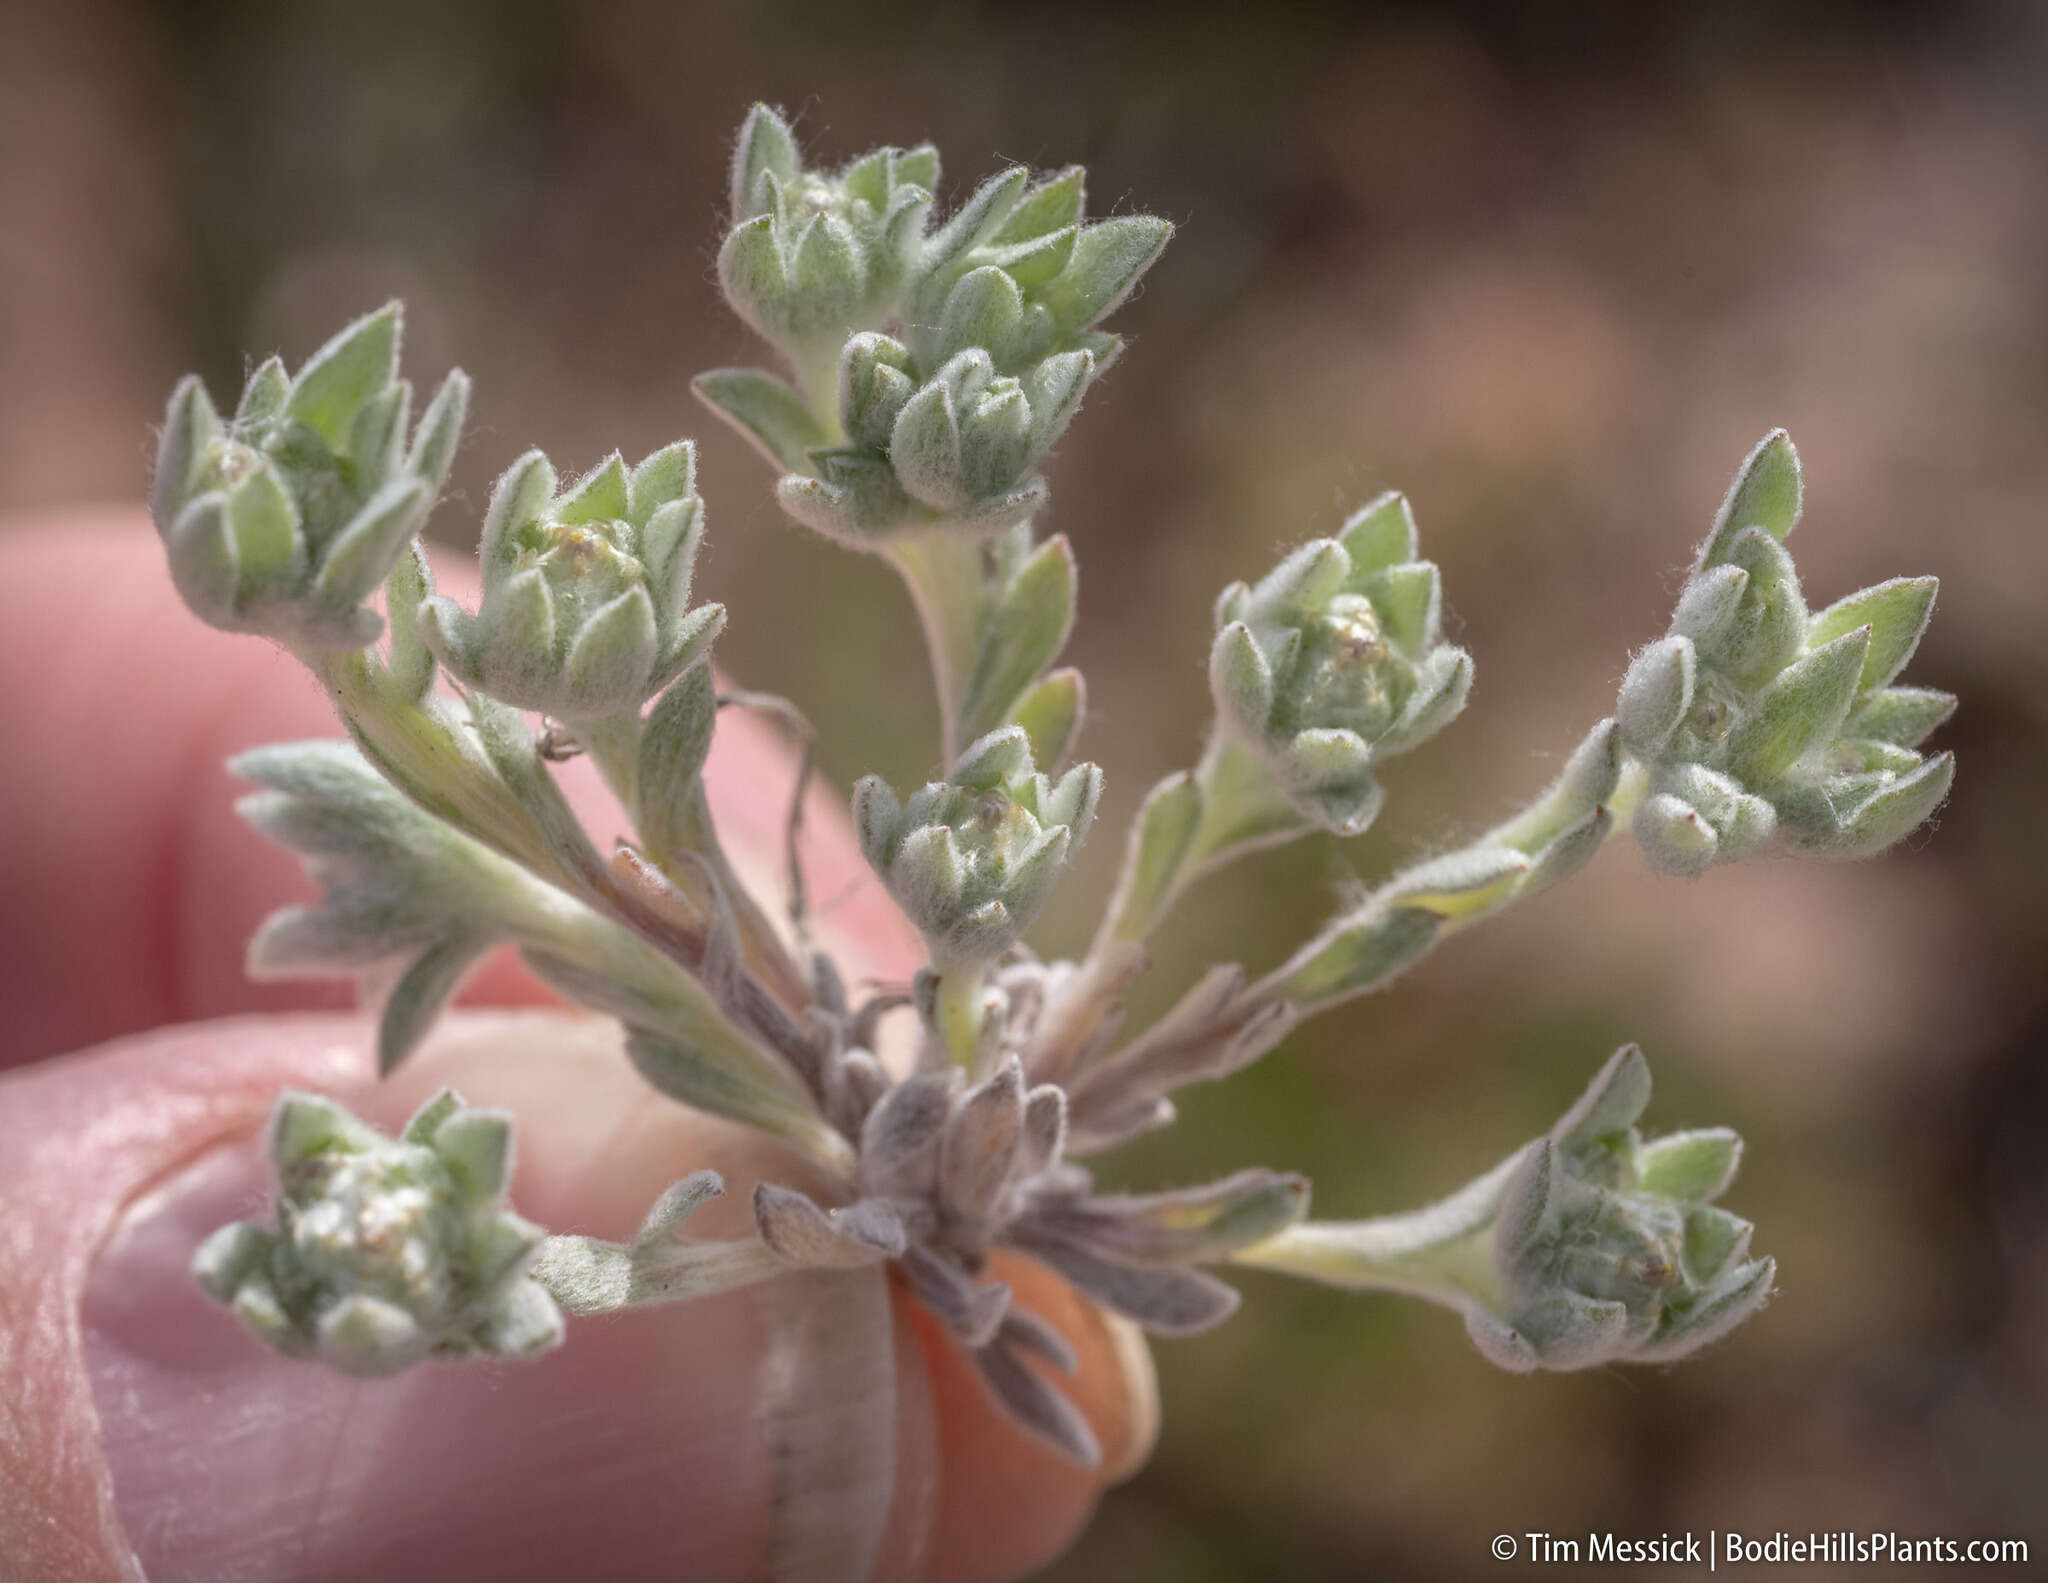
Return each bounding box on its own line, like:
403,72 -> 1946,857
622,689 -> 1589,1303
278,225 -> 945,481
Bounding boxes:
0,510 -> 917,1066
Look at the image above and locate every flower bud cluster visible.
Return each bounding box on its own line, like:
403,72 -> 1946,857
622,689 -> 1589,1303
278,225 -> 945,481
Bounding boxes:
719,105 -> 936,378
192,1089 -> 564,1376
417,442 -> 724,720
150,303 -> 467,649
1210,493 -> 1473,834
700,105 -> 1171,544
1470,1046 -> 1772,1370
1236,1047 -> 1773,1372
853,726 -> 1102,964
1618,433 -> 1954,877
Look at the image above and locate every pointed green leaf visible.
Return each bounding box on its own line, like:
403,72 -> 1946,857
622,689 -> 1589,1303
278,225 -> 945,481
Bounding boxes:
920,166 -> 1030,283
890,376 -> 966,511
227,460 -> 307,598
1824,750 -> 1956,860
1373,646 -> 1472,757
1714,526 -> 1807,688
774,473 -> 865,543
401,1089 -> 463,1147
235,357 -> 290,431
1040,761 -> 1102,845
269,1090 -> 364,1169
377,935 -> 490,1078
152,376 -> 219,530
638,665 -> 716,858
433,1105 -> 515,1200
648,601 -> 724,696
1634,1256 -> 1773,1364
693,367 -> 826,473
718,215 -> 790,337
1248,539 -> 1348,622
1617,636 -> 1695,758
790,215 -> 864,324
1671,563 -> 1749,650
166,494 -> 241,626
285,302 -> 401,446
852,775 -> 902,871
480,450 -> 558,572
1361,561 -> 1440,660
1010,667 -> 1084,771
1683,1205 -> 1754,1281
1000,825 -> 1072,937
950,724 -> 1034,789
730,103 -> 800,220
384,541 -> 436,702
1338,491 -> 1418,575
1042,216 -> 1172,333
1380,846 -> 1531,919
407,368 -> 469,491
938,265 -> 1025,365
1553,1045 -> 1652,1152
639,494 -> 703,622
1633,791 -> 1720,877
1701,428 -> 1801,567
891,143 -> 940,194
1489,718 -> 1622,855
1105,771 -> 1201,942
1634,1128 -> 1742,1203
1520,808 -> 1611,894
553,452 -> 628,526
986,224 -> 1078,291
1282,727 -> 1372,793
1283,905 -> 1442,1008
959,380 -> 1030,498
1807,576 -> 1937,693
626,441 -> 695,529
992,166 -> 1085,244
476,1278 -> 565,1359
314,479 -> 431,615
1723,625 -> 1869,784
562,586 -> 658,713
483,570 -> 556,689
1020,349 -> 1093,464
347,380 -> 410,486
958,534 -> 1076,744
1210,620 -> 1274,735
1844,686 -> 1956,748
190,1222 -> 275,1303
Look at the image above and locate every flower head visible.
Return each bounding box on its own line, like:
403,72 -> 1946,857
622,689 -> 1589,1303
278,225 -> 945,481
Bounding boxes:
192,1089 -> 564,1376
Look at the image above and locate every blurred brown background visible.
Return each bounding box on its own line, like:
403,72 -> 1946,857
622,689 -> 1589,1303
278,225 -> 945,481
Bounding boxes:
6,0 -> 2045,1576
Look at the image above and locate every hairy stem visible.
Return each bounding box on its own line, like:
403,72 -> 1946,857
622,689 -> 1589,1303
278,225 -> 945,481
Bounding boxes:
933,958 -> 990,1071
1030,728 -> 1306,1082
892,531 -> 991,765
645,778 -> 815,1013
1231,1160 -> 1515,1317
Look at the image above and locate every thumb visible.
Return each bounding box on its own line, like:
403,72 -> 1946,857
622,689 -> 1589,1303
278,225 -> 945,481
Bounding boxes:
4,1009 -> 1157,1583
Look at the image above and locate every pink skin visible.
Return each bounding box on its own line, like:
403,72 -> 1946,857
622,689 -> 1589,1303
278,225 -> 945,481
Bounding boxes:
0,515 -> 1153,1582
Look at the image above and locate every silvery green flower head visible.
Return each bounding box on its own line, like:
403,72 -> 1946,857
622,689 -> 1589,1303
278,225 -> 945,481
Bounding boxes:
719,103 -> 937,377
853,726 -> 1102,963
150,302 -> 468,650
1470,1047 -> 1772,1371
416,442 -> 725,719
1617,431 -> 1955,876
699,110 -> 1171,547
775,339 -> 1085,544
1210,493 -> 1474,834
191,1089 -> 564,1377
